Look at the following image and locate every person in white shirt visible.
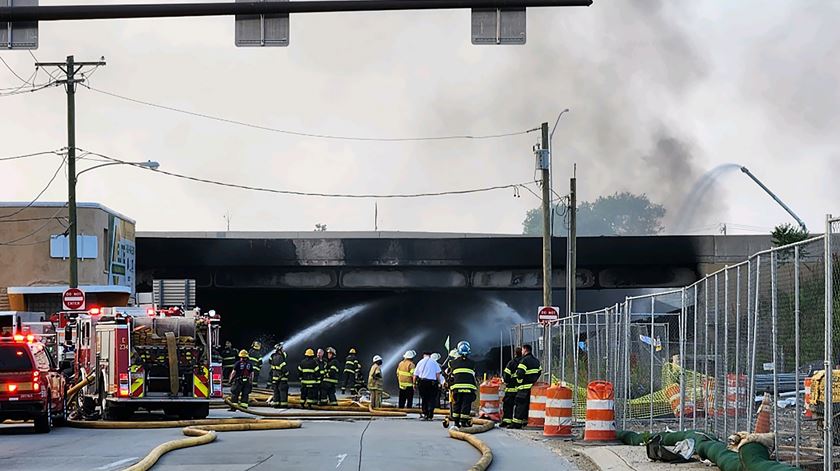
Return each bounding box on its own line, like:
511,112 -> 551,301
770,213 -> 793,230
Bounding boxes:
413,351 -> 442,420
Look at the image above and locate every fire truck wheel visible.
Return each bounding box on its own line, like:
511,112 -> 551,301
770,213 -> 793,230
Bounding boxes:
34,395 -> 53,433
53,392 -> 67,426
192,404 -> 210,420
103,404 -> 133,421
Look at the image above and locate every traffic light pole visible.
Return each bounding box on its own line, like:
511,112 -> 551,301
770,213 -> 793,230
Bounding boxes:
35,55 -> 106,289
1,0 -> 591,21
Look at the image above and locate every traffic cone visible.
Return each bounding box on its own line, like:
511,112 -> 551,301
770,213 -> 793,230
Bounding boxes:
754,393 -> 771,433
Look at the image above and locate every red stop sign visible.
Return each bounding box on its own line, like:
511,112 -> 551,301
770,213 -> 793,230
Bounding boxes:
537,306 -> 559,324
62,288 -> 86,310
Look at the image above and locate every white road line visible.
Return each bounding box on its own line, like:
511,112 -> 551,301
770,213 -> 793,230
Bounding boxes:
336,453 -> 348,468
96,457 -> 139,470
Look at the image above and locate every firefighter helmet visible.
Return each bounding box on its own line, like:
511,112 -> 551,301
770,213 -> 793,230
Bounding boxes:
238,349 -> 249,358
403,350 -> 415,359
372,355 -> 383,363
457,341 -> 471,356
274,342 -> 284,350
431,352 -> 441,361
327,347 -> 336,355
252,340 -> 261,350
349,348 -> 357,354
305,348 -> 315,357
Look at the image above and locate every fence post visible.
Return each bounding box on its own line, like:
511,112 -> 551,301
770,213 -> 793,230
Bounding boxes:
794,245 -> 801,468
749,256 -> 761,433
693,285 -> 698,430
574,313 -> 581,423
714,273 -> 720,436
679,288 -> 686,431
723,269 -> 729,437
735,265 -> 742,434
770,250 -> 780,455
824,215 -> 833,471
704,278 -> 710,432
623,298 -> 631,430
650,296 -> 655,433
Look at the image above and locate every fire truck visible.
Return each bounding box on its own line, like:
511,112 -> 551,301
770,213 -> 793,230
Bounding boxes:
73,306 -> 222,420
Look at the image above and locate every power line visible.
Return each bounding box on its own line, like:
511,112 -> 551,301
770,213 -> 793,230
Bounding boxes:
80,149 -> 538,199
0,205 -> 68,246
0,56 -> 31,84
0,154 -> 67,219
0,149 -> 62,162
86,86 -> 540,143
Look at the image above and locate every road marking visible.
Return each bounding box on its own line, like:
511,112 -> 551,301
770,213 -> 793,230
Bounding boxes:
336,453 -> 348,468
96,457 -> 139,470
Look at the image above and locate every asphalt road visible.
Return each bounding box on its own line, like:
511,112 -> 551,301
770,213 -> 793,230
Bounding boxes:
0,411 -> 581,471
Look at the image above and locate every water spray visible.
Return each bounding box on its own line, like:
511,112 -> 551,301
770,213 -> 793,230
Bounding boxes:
380,331 -> 429,374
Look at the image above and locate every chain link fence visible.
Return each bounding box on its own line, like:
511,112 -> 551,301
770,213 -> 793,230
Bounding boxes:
511,215 -> 840,468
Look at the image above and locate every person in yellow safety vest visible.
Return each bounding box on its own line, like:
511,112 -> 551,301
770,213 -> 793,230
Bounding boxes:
510,343 -> 542,429
500,346 -> 523,428
221,340 -> 237,384
342,348 -> 361,394
446,340 -> 477,429
247,340 -> 263,388
368,355 -> 384,408
298,348 -> 320,408
397,350 -> 416,409
229,350 -> 253,410
321,347 -> 340,406
269,343 -> 289,408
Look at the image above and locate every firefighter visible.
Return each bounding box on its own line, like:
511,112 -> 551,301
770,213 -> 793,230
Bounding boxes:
269,343 -> 289,408
315,348 -> 326,405
298,348 -> 320,408
446,341 -> 477,428
396,350 -> 416,408
229,349 -> 253,410
321,347 -> 340,406
248,340 -> 263,388
368,354 -> 384,408
221,340 -> 237,383
510,343 -> 542,429
342,348 -> 361,394
442,349 -> 458,411
500,346 -> 523,428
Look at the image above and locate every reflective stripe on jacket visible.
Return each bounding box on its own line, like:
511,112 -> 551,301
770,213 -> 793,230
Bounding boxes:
368,363 -> 383,390
449,356 -> 477,392
298,357 -> 320,386
514,353 -> 542,391
503,357 -> 521,393
344,355 -> 360,374
397,359 -> 416,389
323,358 -> 340,383
270,351 -> 289,381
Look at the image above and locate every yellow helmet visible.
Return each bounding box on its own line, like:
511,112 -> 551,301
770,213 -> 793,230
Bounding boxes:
349,348 -> 357,354
305,348 -> 315,357
238,349 -> 249,358
251,340 -> 261,350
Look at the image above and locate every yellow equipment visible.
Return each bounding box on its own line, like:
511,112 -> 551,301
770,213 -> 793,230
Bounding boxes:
238,349 -> 248,358
305,348 -> 315,357
349,348 -> 357,354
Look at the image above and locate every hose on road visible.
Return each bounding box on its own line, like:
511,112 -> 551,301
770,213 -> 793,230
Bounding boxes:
447,418 -> 495,471
224,397 -> 407,418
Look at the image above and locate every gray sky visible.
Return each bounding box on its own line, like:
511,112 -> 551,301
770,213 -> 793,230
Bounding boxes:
1,0 -> 837,234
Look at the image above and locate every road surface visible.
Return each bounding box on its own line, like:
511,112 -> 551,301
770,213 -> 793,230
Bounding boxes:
0,410 -> 581,470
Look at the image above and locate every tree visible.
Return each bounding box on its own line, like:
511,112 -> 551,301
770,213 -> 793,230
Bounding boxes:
771,223 -> 809,247
522,192 -> 666,236
314,224 -> 328,232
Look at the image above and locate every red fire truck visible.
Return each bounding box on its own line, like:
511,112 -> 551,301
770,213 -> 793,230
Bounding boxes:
73,306 -> 222,420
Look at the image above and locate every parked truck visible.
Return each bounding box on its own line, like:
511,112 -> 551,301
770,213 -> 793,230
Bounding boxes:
73,306 -> 222,420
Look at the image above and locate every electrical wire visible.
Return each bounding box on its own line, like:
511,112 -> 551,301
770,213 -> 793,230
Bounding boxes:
86,86 -> 540,143
0,80 -> 58,97
0,149 -> 62,162
0,55 -> 31,84
0,154 -> 67,219
0,205 -> 68,246
79,149 -> 539,200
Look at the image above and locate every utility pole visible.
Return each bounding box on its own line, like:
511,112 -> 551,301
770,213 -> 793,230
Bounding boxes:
566,165 -> 577,316
35,55 -> 106,289
538,121 -> 551,379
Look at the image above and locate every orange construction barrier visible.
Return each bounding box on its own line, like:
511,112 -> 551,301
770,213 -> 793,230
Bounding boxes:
527,383 -> 548,429
804,377 -> 813,418
754,392 -> 771,433
544,384 -> 573,437
725,373 -> 747,417
478,377 -> 503,422
584,381 -> 616,441
665,383 -> 694,418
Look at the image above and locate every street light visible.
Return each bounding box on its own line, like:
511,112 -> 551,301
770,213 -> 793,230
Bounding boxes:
68,159 -> 160,288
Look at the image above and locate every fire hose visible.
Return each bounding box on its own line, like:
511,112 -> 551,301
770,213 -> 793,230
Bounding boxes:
448,418 -> 495,471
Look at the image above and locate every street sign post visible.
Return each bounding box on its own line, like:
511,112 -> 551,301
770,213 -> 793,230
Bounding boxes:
1,0 -> 38,50
537,305 -> 559,324
62,287 -> 85,311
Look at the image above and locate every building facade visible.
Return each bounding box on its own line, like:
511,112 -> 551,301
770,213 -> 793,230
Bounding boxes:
0,202 -> 135,312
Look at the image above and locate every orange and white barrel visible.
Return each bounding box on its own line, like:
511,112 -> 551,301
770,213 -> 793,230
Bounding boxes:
544,384 -> 574,437
584,381 -> 616,441
726,374 -> 747,417
479,377 -> 503,422
665,383 -> 694,418
804,377 -> 813,418
527,383 -> 548,429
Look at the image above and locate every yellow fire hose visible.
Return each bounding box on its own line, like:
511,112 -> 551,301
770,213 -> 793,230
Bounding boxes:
448,418 -> 495,471
224,398 -> 406,418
